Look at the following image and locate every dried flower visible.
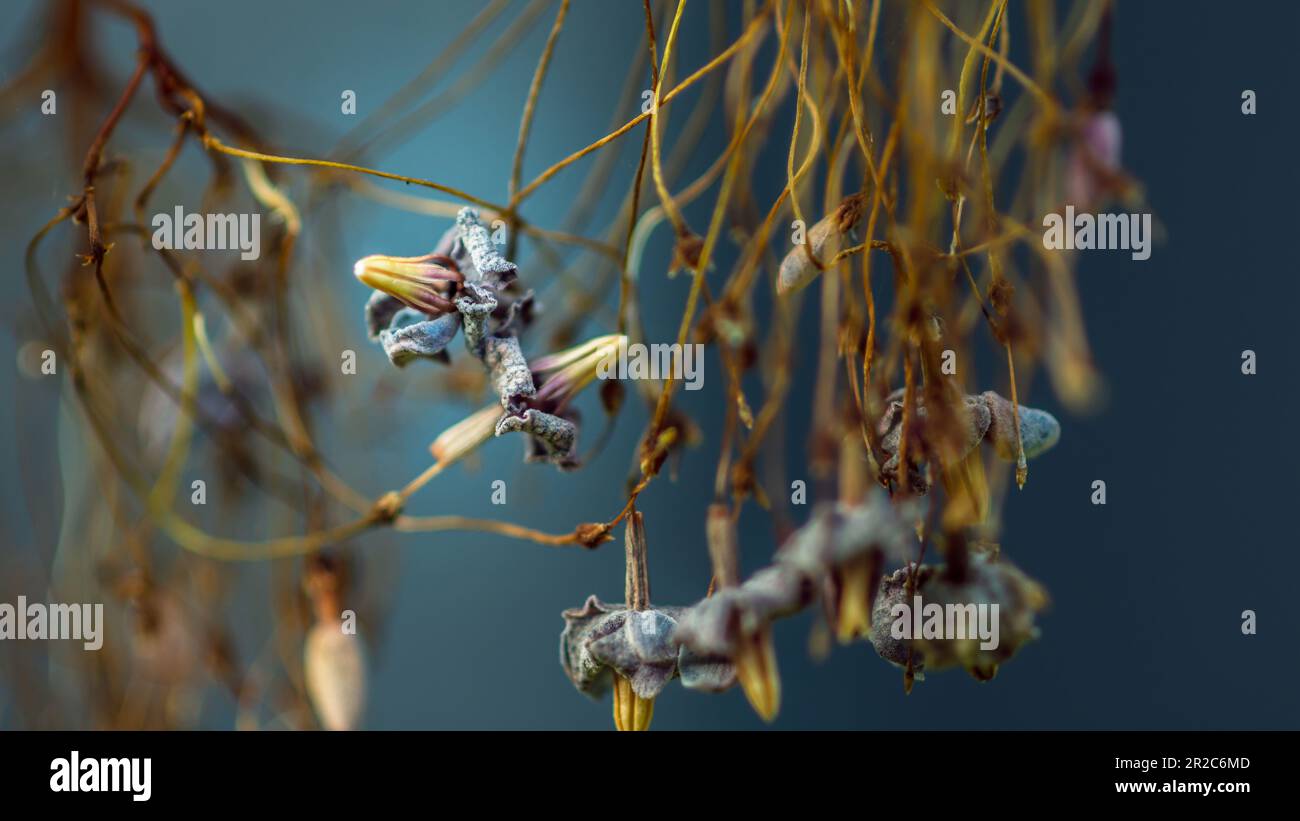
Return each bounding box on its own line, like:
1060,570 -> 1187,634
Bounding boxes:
560,596 -> 733,716
529,333 -> 624,410
560,513 -> 735,730
876,390 -> 1060,493
868,547 -> 1048,683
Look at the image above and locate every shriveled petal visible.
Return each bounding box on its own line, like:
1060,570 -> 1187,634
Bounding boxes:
496,408 -> 578,468
456,207 -> 517,288
559,596 -> 624,698
364,291 -> 406,340
378,311 -> 461,367
482,334 -> 536,408
455,282 -> 498,357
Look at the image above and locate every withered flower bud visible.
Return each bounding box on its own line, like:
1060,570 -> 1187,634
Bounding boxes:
354,253 -> 461,316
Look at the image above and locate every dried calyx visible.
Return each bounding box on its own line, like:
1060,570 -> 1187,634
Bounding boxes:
869,543 -> 1048,686
876,389 -> 1060,494
559,512 -> 735,731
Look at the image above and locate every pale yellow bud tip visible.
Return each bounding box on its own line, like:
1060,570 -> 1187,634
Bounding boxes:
612,674 -> 655,731
735,630 -> 781,722
835,559 -> 873,643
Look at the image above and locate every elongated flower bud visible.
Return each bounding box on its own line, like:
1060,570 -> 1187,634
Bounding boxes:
532,333 -> 626,409
777,194 -> 864,296
304,623 -> 367,731
354,253 -> 460,316
429,403 -> 502,467
734,629 -> 780,722
612,673 -> 655,731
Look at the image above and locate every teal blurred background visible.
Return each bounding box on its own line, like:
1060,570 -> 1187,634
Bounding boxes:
1,0 -> 1297,729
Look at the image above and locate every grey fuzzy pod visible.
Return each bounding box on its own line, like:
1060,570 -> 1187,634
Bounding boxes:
672,568 -> 811,659
868,549 -> 1048,678
377,310 -> 461,367
560,596 -> 735,700
877,389 -> 1060,491
779,493 -> 919,578
980,391 -> 1060,460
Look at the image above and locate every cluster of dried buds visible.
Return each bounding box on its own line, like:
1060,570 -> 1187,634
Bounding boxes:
559,386 -> 1059,729
356,208 -> 622,468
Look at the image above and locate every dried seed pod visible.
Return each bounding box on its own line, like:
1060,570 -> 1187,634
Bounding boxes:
559,596 -> 734,705
703,504 -> 781,721
979,391 -> 1060,461
530,333 -> 625,409
562,513 -> 734,730
777,194 -> 864,295
732,631 -> 780,722
304,623 -> 368,731
876,390 -> 1059,493
868,549 -> 1047,682
454,282 -> 498,357
612,673 -> 654,731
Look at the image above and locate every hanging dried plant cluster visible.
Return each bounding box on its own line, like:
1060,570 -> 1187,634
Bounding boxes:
8,0 -> 1132,730
358,207 -> 597,468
